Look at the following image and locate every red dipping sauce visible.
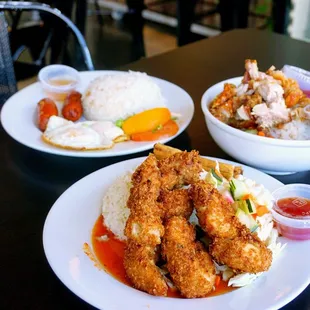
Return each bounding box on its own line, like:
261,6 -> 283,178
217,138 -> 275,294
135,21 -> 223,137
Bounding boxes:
272,184 -> 310,241
277,197 -> 310,218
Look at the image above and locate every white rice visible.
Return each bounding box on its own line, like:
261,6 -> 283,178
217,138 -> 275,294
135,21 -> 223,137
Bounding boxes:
83,71 -> 166,122
101,171 -> 132,240
268,119 -> 310,140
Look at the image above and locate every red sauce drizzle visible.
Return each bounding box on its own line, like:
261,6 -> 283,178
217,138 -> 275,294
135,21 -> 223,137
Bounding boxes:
277,197 -> 310,218
92,215 -> 235,298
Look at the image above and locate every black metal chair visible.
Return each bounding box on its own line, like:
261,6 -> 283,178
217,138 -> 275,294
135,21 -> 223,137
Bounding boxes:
0,1 -> 94,104
0,12 -> 17,105
0,1 -> 94,78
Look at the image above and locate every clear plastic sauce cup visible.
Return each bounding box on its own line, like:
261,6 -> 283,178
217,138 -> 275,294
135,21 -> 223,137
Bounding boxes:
271,184 -> 310,240
38,65 -> 80,102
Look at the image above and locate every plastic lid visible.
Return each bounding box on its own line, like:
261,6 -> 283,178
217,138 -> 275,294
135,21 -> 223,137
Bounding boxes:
271,184 -> 310,228
282,65 -> 310,91
38,65 -> 80,93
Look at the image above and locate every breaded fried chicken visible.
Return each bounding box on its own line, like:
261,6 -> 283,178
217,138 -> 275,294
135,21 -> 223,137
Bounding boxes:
210,232 -> 272,273
190,180 -> 272,274
159,189 -> 193,220
125,154 -> 164,245
158,151 -> 202,190
162,216 -> 216,298
189,181 -> 241,238
124,241 -> 168,296
127,154 -> 162,216
131,154 -> 160,189
124,154 -> 167,296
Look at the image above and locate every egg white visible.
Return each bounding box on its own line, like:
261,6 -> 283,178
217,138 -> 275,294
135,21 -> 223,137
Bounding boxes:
42,116 -> 127,151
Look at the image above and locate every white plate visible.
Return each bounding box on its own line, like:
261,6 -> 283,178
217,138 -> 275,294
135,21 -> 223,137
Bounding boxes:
43,156 -> 310,310
0,71 -> 194,157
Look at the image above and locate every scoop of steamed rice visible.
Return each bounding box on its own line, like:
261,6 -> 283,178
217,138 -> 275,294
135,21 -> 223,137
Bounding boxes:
82,71 -> 166,122
101,171 -> 132,240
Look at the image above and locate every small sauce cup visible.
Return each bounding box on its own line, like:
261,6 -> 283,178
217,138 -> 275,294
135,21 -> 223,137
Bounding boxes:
38,65 -> 80,101
271,184 -> 310,240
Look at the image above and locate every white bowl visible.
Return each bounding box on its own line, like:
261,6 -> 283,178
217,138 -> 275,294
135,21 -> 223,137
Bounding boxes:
201,77 -> 310,175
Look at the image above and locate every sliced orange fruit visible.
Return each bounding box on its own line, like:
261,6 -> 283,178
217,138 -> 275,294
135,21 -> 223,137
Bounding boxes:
122,108 -> 171,135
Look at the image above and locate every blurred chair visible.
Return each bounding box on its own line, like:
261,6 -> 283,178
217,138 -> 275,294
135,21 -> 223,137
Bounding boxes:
218,0 -> 250,32
272,0 -> 292,35
125,0 -> 146,58
176,0 -> 291,45
176,0 -> 198,46
0,12 -> 17,105
0,1 -> 94,80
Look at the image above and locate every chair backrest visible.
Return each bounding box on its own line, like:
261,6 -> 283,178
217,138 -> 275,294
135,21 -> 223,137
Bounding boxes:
0,12 -> 17,105
0,1 -> 94,71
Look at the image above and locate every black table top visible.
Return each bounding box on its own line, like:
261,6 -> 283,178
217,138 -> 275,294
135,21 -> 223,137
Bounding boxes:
1,29 -> 309,310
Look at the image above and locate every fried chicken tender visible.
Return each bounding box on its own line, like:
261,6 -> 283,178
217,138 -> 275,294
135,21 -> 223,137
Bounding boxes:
210,232 -> 272,273
124,241 -> 168,296
162,216 -> 216,298
189,181 -> 241,238
124,155 -> 167,296
158,150 -> 202,190
159,189 -> 193,220
125,154 -> 164,245
190,181 -> 272,273
127,153 -> 161,214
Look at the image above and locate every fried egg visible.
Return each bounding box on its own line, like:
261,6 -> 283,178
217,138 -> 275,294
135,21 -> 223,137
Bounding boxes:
42,116 -> 127,150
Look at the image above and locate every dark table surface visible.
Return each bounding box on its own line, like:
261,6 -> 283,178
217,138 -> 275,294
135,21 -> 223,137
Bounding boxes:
1,29 -> 310,310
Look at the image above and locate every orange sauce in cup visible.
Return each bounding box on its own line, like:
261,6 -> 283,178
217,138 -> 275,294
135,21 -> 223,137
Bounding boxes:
45,78 -> 76,101
91,215 -> 236,298
48,78 -> 75,86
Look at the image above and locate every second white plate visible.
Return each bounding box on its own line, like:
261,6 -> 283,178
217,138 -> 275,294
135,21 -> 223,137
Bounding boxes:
43,156 -> 310,310
1,71 -> 194,157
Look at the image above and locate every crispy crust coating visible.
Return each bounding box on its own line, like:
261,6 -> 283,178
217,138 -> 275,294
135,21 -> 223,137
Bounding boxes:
162,217 -> 216,298
210,232 -> 273,273
124,241 -> 168,296
159,189 -> 193,220
126,186 -> 162,217
158,151 -> 202,190
124,154 -> 167,296
189,181 -> 241,238
125,154 -> 164,245
128,153 -> 162,213
131,154 -> 161,189
125,214 -> 164,246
